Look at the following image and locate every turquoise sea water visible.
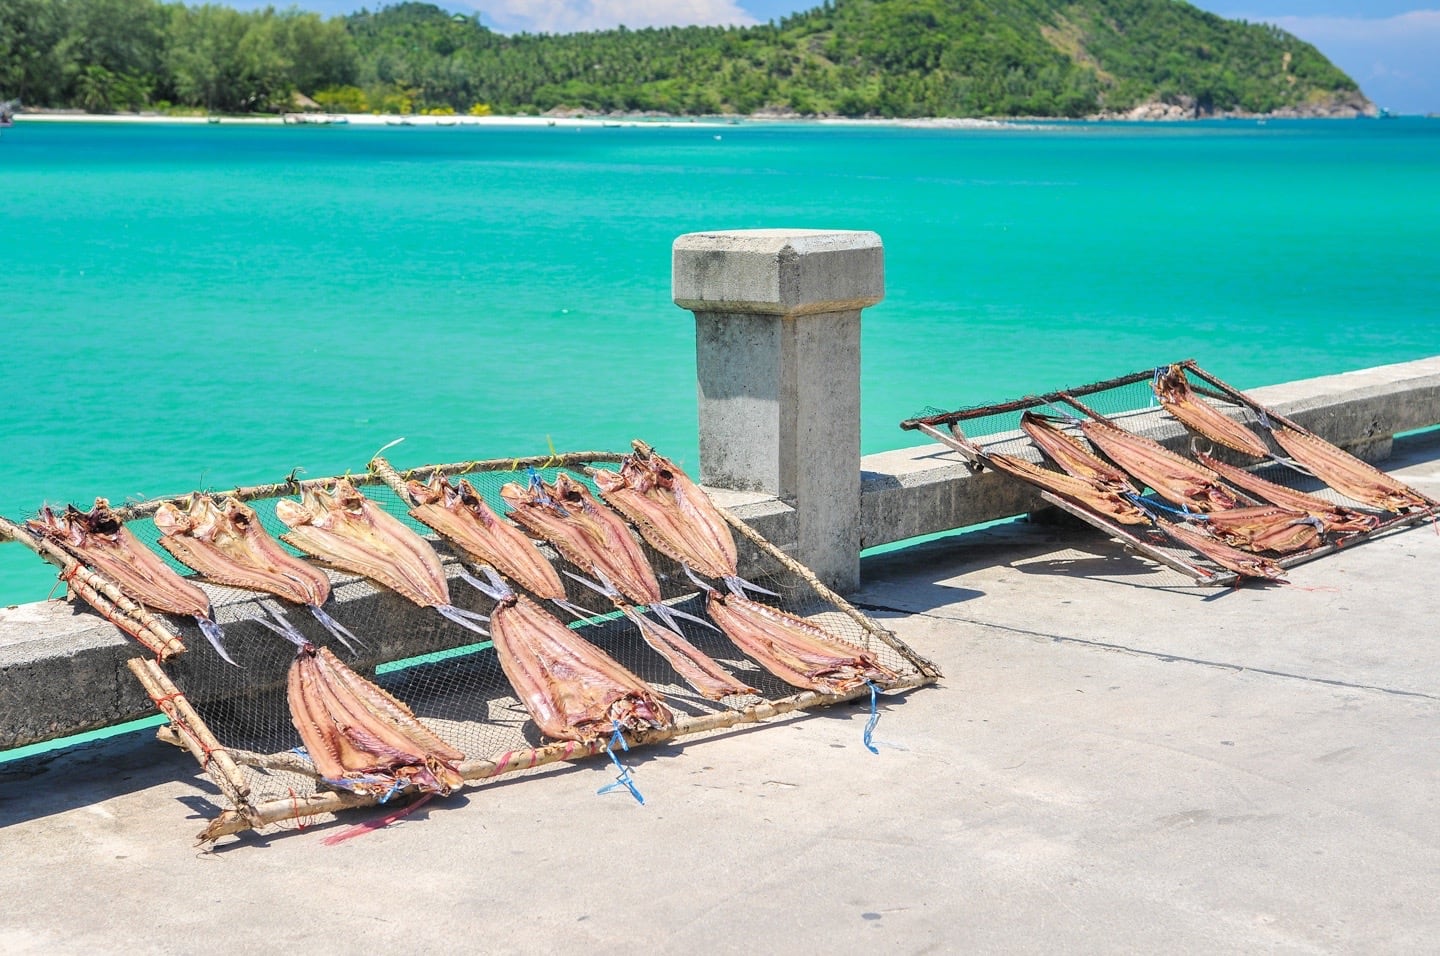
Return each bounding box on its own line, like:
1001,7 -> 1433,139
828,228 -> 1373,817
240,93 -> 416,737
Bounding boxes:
2,118 -> 1437,604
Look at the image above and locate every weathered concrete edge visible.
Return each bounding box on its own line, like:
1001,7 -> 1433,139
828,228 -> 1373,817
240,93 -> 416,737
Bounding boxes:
859,356 -> 1440,549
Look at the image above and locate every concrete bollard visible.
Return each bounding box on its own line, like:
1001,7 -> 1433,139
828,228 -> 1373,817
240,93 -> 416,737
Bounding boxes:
672,229 -> 884,592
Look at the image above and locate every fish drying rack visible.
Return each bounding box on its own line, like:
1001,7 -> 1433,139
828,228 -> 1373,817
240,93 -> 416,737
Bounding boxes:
2,447 -> 939,844
900,360 -> 1437,586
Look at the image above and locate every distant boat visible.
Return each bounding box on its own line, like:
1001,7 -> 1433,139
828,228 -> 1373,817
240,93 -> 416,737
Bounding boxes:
0,100 -> 15,127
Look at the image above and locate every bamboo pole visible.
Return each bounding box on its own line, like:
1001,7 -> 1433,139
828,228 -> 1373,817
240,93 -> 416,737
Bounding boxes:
197,673 -> 933,842
127,658 -> 255,818
367,456 -> 414,502
0,516 -> 186,658
369,451 -> 625,486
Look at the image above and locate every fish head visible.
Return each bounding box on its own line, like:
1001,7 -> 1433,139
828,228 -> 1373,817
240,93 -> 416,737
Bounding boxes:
406,475 -> 445,506
71,498 -> 123,538
153,500 -> 193,538
217,497 -> 263,536
591,468 -> 626,494
455,479 -> 499,524
274,494 -> 316,529
330,478 -> 369,515
498,481 -> 530,510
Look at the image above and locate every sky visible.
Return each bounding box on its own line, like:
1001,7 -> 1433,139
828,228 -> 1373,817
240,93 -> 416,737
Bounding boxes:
231,0 -> 1440,114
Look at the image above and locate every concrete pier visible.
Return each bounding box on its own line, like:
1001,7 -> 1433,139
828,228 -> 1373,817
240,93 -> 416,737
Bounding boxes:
3,432 -> 1439,952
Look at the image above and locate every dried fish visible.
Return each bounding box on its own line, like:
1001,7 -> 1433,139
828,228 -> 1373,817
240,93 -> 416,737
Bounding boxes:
704,589 -> 897,695
406,474 -> 587,619
1193,451 -> 1380,534
155,494 -> 360,650
276,479 -> 488,636
264,611 -> 463,797
500,472 -> 661,606
1196,506 -> 1323,554
984,452 -> 1152,525
1156,519 -> 1287,581
1080,418 -> 1244,512
1153,365 -> 1271,457
1268,425 -> 1433,513
26,498 -> 235,664
1019,412 -> 1136,489
466,571 -> 673,742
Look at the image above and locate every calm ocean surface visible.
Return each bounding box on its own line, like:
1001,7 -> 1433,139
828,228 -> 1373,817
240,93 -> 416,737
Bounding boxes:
2,117 -> 1437,603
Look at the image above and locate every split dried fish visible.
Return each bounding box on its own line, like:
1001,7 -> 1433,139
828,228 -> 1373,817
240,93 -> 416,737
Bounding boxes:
276,479 -> 488,636
704,589 -> 897,695
26,498 -> 235,664
984,452 -> 1152,525
1153,365 -> 1271,458
467,570 -> 673,742
1156,519 -> 1287,581
406,474 -> 587,618
592,444 -> 733,576
1019,412 -> 1136,490
1080,418 -> 1244,512
1195,505 -> 1323,554
1193,451 -> 1380,534
1268,425 -> 1433,514
155,494 -> 360,650
264,611 -> 463,797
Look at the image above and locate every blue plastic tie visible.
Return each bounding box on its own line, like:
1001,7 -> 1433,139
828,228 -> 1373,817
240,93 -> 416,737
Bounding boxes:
1123,492 -> 1199,521
862,681 -> 881,755
527,466 -> 570,516
597,719 -> 645,805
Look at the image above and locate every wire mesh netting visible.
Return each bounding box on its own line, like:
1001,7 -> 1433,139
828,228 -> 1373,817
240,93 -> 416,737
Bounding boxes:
3,449 -> 936,842
900,361 -> 1437,586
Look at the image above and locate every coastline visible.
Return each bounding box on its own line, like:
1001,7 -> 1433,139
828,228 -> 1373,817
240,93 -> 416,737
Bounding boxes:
8,107 -> 1399,131
11,111 -> 1027,130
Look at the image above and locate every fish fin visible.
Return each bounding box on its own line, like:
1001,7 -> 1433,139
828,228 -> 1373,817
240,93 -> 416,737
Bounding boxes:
458,566 -> 512,602
562,567 -> 619,601
551,598 -> 594,622
253,605 -> 309,649
684,565 -> 718,594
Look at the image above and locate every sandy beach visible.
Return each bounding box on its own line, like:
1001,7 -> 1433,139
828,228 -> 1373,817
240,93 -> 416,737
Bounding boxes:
9,110 -> 1026,130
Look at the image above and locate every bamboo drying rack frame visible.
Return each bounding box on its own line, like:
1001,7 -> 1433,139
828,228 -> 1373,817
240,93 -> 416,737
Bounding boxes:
899,359 -> 1439,585
7,447 -> 940,844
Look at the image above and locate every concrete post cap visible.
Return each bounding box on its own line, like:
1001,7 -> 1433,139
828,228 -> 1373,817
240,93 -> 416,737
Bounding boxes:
673,228 -> 884,317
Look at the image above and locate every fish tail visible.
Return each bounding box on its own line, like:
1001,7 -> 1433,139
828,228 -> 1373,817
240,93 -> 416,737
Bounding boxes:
309,603 -> 365,654
195,614 -> 240,667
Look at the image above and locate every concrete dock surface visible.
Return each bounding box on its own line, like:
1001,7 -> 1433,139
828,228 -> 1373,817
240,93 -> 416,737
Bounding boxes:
4,432 -> 1439,954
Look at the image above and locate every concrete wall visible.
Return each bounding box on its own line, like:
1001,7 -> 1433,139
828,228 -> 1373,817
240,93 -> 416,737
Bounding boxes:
3,227 -> 1438,750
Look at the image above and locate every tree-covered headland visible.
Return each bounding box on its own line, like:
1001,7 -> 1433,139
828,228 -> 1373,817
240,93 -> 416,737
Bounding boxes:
0,0 -> 1370,118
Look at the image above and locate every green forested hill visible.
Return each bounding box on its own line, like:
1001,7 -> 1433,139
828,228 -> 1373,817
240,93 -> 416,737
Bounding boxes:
0,0 -> 1370,118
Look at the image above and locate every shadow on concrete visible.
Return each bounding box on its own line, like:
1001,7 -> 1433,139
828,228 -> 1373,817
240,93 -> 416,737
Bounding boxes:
0,728 -> 197,828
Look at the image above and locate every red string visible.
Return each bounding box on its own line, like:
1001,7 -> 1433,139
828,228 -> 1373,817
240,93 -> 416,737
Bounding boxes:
288,788 -> 309,832
150,691 -> 220,767
321,794 -> 432,846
